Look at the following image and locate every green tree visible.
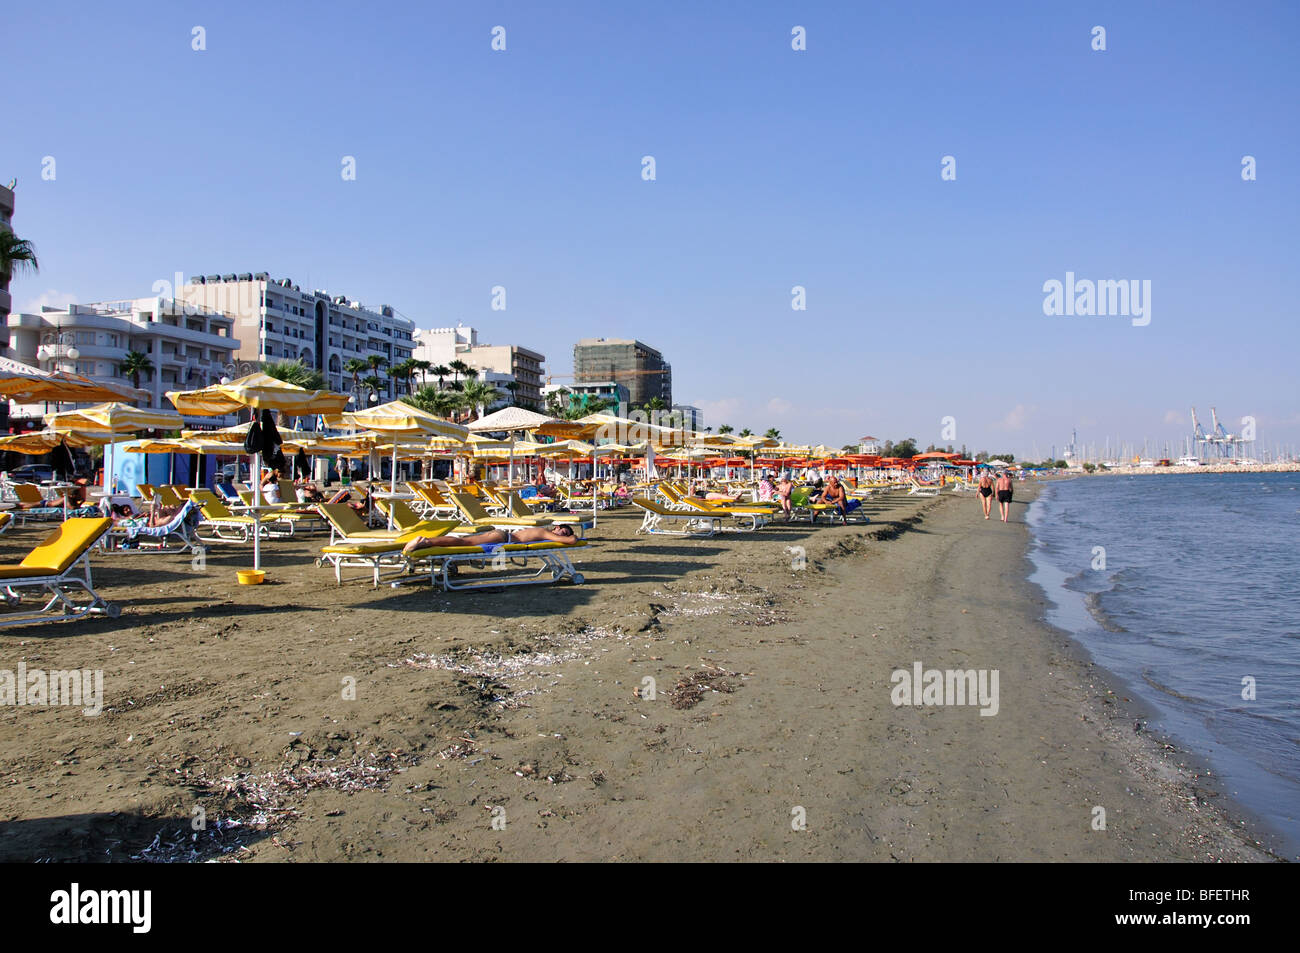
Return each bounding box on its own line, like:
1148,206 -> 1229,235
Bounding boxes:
410,385 -> 462,419
448,359 -> 471,390
460,379 -> 503,420
718,424 -> 734,435
0,228 -> 39,283
739,428 -> 753,437
392,357 -> 418,396
343,357 -> 369,398
765,428 -> 782,441
263,359 -> 325,391
361,375 -> 383,403
121,350 -> 154,390
413,359 -> 432,387
430,364 -> 451,389
887,438 -> 919,459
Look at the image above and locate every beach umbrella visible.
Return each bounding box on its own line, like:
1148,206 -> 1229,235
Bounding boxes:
45,402 -> 186,493
166,374 -> 351,574
467,407 -> 585,485
334,400 -> 467,527
0,356 -> 150,405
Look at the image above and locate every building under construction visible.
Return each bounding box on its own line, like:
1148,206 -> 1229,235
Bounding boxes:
572,337 -> 672,407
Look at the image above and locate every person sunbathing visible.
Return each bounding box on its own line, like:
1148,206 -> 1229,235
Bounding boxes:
402,523 -> 578,555
775,476 -> 794,519
821,476 -> 851,524
110,502 -> 185,527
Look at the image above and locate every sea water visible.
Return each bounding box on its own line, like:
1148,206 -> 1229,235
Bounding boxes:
1027,472 -> 1300,859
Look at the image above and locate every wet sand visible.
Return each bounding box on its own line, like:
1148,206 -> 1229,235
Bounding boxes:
0,484 -> 1274,861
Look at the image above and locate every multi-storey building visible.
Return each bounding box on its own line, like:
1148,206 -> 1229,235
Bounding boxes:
4,297 -> 239,423
411,324 -> 545,409
2,182 -> 17,430
573,338 -> 672,407
0,182 -> 14,327
180,274 -> 415,402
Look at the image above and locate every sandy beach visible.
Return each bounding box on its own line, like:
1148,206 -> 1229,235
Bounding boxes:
0,484 -> 1276,862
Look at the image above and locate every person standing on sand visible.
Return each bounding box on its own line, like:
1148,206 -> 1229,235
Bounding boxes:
978,469 -> 995,519
995,470 -> 1013,522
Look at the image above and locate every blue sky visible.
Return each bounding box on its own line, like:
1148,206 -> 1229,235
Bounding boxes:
5,1 -> 1298,457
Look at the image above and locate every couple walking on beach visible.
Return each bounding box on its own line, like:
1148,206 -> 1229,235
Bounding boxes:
978,470 -> 1014,522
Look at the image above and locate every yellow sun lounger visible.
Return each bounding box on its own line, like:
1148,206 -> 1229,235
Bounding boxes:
408,482 -> 461,520
318,502 -> 457,545
190,489 -> 296,542
316,521 -> 463,587
0,517 -> 119,628
318,533 -> 585,589
632,497 -> 721,537
0,512 -> 11,535
450,492 -> 556,529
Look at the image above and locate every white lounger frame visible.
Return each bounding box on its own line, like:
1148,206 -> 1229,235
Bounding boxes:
0,551 -> 119,629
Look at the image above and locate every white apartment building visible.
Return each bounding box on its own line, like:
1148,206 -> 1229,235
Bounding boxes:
411,324 -> 545,409
0,182 -> 14,325
180,273 -> 415,402
4,297 -> 239,423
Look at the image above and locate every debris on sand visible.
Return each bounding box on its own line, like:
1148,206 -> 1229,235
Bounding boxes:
668,663 -> 745,710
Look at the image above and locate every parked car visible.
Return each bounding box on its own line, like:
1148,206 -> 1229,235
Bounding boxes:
8,464 -> 56,483
220,462 -> 251,483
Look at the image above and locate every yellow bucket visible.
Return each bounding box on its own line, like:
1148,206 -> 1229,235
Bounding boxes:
236,569 -> 266,585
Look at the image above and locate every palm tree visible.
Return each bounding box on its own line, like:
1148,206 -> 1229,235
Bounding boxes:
409,385 -> 461,419
263,359 -> 325,391
413,359 -> 432,387
448,359 -> 471,390
504,381 -> 521,405
646,396 -> 666,413
343,357 -> 369,399
430,364 -> 451,390
392,358 -> 418,396
121,351 -> 154,390
718,424 -> 734,435
765,428 -> 782,441
0,228 -> 39,285
361,375 -> 383,403
739,428 -> 753,437
460,380 -> 502,420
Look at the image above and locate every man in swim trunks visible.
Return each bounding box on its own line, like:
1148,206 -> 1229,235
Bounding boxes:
978,470 -> 995,519
995,470 -> 1014,523
821,475 -> 853,524
402,523 -> 578,555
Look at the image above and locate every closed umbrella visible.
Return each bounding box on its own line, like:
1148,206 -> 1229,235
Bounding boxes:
167,373 -> 350,575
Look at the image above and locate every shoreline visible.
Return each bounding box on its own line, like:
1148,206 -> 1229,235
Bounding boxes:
1022,478 -> 1297,862
0,486 -> 1279,861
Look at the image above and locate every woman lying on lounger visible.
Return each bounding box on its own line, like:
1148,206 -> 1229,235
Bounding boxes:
402,523 -> 578,555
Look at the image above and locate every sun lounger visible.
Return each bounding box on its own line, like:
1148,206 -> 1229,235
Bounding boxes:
103,500 -> 202,554
412,539 -> 587,591
450,492 -> 557,529
317,502 -> 458,542
408,482 -> 460,520
316,518 -> 570,589
0,517 -> 119,628
190,489 -> 295,542
105,500 -> 200,552
316,518 -> 463,588
10,483 -> 64,523
632,497 -> 721,537
0,512 -> 11,535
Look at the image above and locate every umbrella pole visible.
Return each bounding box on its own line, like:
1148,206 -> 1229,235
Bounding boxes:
251,451 -> 262,571
388,445 -> 398,530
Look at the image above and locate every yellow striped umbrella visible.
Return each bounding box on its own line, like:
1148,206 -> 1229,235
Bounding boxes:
166,372 -> 350,416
